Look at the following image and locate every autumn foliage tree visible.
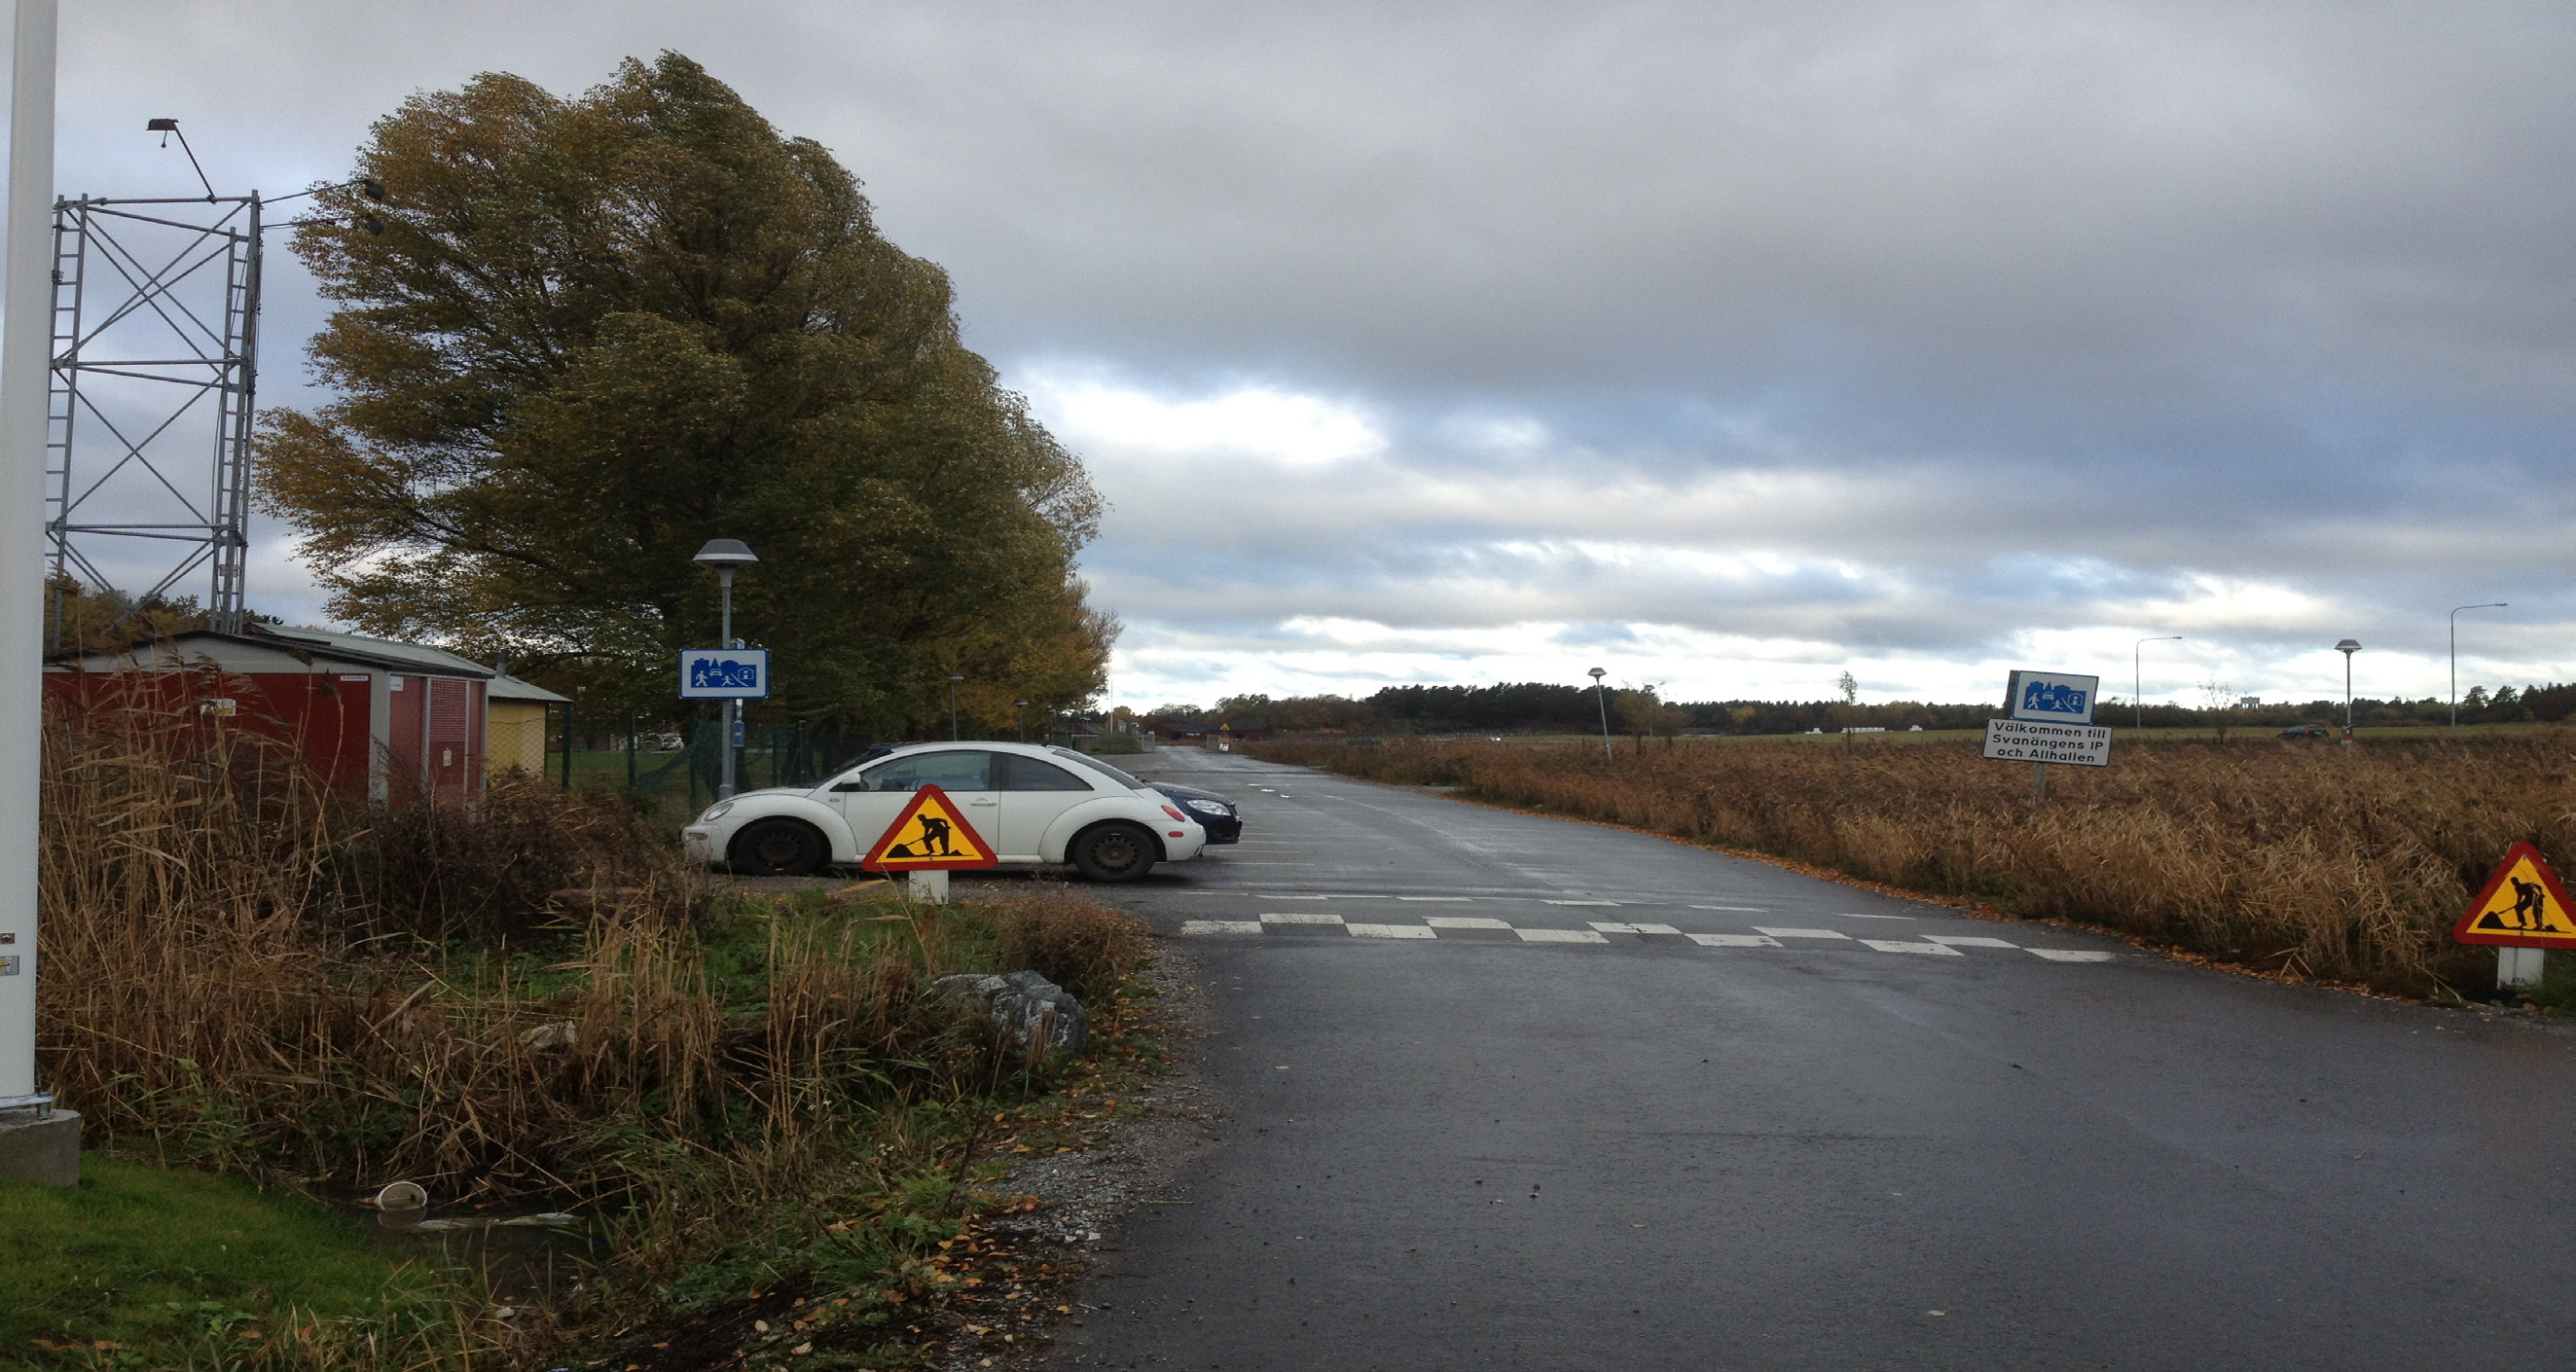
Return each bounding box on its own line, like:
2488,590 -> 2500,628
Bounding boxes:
259,54 -> 1111,735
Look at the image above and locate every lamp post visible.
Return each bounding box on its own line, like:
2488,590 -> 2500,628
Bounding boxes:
948,673 -> 965,740
1014,698 -> 1030,743
2134,635 -> 2181,737
2335,639 -> 2361,741
2449,603 -> 2507,736
1587,668 -> 1611,760
692,538 -> 758,800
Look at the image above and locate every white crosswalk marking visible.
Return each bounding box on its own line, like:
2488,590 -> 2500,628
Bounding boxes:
1755,927 -> 1851,940
1860,939 -> 1964,956
1348,923 -> 1436,939
1928,936 -> 2019,948
1687,933 -> 1783,948
1259,912 -> 1345,925
1181,921 -> 1264,935
2027,949 -> 2117,962
1425,917 -> 1513,930
1396,896 -> 1473,902
1589,921 -> 1682,935
1517,928 -> 1611,944
1543,899 -> 1618,907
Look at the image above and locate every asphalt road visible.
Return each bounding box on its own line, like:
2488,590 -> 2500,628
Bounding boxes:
1040,747 -> 2576,1371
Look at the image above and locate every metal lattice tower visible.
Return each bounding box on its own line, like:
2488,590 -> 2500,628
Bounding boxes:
46,193 -> 262,640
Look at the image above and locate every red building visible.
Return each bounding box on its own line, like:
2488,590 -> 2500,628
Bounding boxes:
48,625 -> 497,803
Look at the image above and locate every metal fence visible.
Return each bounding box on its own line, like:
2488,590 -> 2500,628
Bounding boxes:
527,713 -> 879,816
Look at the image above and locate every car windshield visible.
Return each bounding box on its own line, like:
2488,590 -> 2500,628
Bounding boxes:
1049,746 -> 1146,790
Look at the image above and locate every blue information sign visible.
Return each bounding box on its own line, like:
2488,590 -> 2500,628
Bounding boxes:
2007,669 -> 2099,725
679,648 -> 771,700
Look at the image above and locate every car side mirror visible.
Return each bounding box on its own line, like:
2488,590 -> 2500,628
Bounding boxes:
829,781 -> 864,792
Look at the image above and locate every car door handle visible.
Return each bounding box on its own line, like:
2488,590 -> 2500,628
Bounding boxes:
969,798 -> 998,806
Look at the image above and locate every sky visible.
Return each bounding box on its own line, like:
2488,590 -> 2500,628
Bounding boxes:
24,1 -> 2576,710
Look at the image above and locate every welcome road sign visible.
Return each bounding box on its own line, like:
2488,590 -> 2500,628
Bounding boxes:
2008,669 -> 2099,724
1982,718 -> 2112,767
678,648 -> 771,699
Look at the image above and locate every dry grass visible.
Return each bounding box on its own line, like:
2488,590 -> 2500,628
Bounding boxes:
36,674 -> 1152,1367
1252,734 -> 2576,995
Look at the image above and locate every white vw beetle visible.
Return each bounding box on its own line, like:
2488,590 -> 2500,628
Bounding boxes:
680,741 -> 1207,882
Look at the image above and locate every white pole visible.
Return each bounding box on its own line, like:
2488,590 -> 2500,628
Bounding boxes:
0,0 -> 58,1107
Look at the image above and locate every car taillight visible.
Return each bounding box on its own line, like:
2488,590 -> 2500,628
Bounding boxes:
1162,805 -> 1188,821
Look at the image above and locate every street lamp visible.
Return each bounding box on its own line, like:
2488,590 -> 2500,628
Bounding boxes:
1587,667 -> 1611,760
691,538 -> 757,800
1014,698 -> 1030,742
948,672 -> 965,740
2134,635 -> 2182,737
2449,603 -> 2507,736
2336,639 -> 2361,741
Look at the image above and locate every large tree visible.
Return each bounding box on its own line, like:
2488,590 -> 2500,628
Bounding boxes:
260,54 -> 1110,735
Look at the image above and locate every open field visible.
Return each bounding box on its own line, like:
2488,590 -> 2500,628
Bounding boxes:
1371,720 -> 2567,747
1249,733 -> 2576,997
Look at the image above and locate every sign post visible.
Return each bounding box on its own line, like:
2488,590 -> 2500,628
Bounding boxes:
2450,842 -> 2576,991
1990,669 -> 2108,799
0,0 -> 74,1187
859,784 -> 999,904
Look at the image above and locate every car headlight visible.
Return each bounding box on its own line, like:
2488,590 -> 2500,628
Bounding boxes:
1183,798 -> 1232,816
701,801 -> 735,822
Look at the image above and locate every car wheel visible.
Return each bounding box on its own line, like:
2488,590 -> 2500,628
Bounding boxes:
1070,822 -> 1159,883
731,817 -> 826,877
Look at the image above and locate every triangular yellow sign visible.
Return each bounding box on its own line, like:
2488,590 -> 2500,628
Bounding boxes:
2451,843 -> 2576,948
860,784 -> 998,871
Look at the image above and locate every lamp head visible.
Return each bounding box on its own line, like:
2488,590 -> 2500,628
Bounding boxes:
691,538 -> 758,568
1014,698 -> 1030,707
2336,639 -> 2361,655
1587,667 -> 1606,681
948,672 -> 964,682
145,118 -> 179,132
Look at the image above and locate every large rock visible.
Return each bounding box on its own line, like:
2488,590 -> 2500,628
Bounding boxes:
929,970 -> 1090,1059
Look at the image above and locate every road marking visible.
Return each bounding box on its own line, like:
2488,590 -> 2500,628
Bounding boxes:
1688,933 -> 1783,948
1181,921 -> 1264,935
1425,917 -> 1514,930
1859,939 -> 1965,956
1927,936 -> 2019,948
1837,913 -> 1915,921
1589,921 -> 1682,935
1255,894 -> 1331,900
1396,896 -> 1473,902
1348,923 -> 1436,939
1691,905 -> 1765,912
1755,927 -> 1852,940
2027,949 -> 2117,962
1516,928 -> 1611,944
1543,899 -> 1619,907
1259,913 -> 1346,925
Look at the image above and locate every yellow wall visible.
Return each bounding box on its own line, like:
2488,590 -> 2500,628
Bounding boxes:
488,701 -> 551,776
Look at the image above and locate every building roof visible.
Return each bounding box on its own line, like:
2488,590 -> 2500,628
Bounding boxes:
49,626 -> 496,679
487,672 -> 570,704
253,625 -> 492,676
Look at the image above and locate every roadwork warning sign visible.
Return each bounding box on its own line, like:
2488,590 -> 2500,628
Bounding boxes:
860,784 -> 998,871
1981,718 -> 2111,767
2450,842 -> 2576,948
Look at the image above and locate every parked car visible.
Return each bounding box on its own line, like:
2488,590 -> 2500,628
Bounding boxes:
2278,722 -> 2335,740
1143,779 -> 1243,844
680,740 -> 1207,881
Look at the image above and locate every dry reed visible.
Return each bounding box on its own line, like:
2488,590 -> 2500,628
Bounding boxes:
1252,734 -> 2576,994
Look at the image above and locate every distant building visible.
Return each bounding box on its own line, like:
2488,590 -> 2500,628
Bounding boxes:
48,624 -> 510,803
487,672 -> 570,776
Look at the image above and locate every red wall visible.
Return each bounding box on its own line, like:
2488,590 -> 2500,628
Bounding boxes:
45,669 -> 373,792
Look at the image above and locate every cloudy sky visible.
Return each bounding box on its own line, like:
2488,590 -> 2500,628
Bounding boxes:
33,1 -> 2576,708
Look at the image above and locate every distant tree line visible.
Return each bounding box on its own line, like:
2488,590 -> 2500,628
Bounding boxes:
1140,680 -> 2576,738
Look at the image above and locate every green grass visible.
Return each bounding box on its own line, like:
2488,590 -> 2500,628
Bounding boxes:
0,1153 -> 441,1362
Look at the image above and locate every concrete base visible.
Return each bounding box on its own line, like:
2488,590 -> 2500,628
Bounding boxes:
0,1108 -> 80,1188
907,869 -> 951,904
